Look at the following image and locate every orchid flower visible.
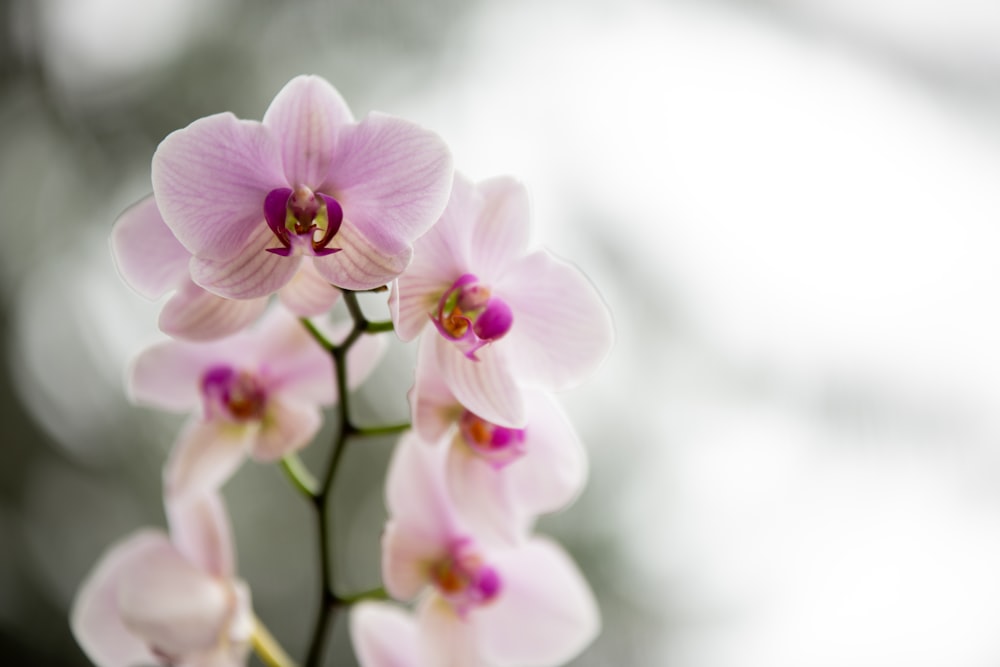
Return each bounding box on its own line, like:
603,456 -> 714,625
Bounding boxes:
382,434 -> 599,667
150,75 -> 453,297
111,195 -> 341,341
390,174 -> 614,427
411,333 -> 587,546
128,304 -> 383,501
71,492 -> 252,667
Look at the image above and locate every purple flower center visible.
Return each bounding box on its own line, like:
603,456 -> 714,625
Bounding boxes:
431,273 -> 513,360
430,539 -> 502,615
458,410 -> 526,468
263,185 -> 343,257
200,365 -> 268,422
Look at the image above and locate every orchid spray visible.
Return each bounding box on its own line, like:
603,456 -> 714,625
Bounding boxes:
73,75 -> 613,667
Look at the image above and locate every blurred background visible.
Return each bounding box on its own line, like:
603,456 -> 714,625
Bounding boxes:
4,0 -> 1000,664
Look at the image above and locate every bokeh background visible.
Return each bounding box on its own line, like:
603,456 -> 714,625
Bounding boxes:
4,0 -> 1000,665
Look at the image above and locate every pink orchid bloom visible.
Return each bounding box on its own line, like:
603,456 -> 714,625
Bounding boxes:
390,174 -> 614,428
382,434 -> 600,667
150,75 -> 453,297
71,493 -> 253,667
411,333 -> 587,546
128,304 -> 383,501
111,195 -> 341,341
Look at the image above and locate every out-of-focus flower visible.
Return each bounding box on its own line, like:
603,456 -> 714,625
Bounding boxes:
71,493 -> 253,667
411,334 -> 587,545
128,304 -> 383,500
391,174 -> 614,427
111,196 -> 340,340
150,75 -> 453,296
382,435 -> 599,666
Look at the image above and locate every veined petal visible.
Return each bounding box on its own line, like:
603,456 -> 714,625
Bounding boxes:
434,337 -> 525,429
411,333 -> 461,444
417,595 -> 482,667
507,392 -> 588,518
115,541 -> 233,659
166,492 -> 235,579
474,538 -> 600,667
152,113 -> 286,260
71,531 -> 165,667
278,261 -> 341,317
350,602 -> 422,667
128,338 -> 242,412
262,75 -> 353,188
466,176 -> 532,283
499,251 -> 614,390
310,218 -> 412,290
164,419 -> 256,502
390,274 -> 451,342
110,195 -> 190,299
325,112 -> 453,253
250,398 -> 322,462
160,279 -> 268,341
190,224 -> 303,299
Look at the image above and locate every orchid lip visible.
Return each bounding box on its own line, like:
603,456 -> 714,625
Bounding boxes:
263,186 -> 343,256
431,274 -> 514,360
459,410 -> 527,468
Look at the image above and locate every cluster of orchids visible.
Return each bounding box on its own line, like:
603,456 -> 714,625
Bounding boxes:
71,75 -> 614,667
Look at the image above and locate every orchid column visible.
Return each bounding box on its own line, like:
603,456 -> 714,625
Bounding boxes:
71,74 -> 612,667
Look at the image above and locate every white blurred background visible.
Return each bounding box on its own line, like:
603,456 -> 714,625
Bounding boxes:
4,0 -> 1000,665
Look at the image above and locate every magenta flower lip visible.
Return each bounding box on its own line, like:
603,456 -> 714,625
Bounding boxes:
263,186 -> 344,257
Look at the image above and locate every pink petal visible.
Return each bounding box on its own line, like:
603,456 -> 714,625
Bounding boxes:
110,195 -> 190,299
381,520 -> 445,602
152,112 -> 286,261
71,530 -> 165,667
498,250 -> 614,391
166,492 -> 235,579
411,333 -> 460,444
164,419 -> 256,502
465,176 -> 532,283
507,392 -> 588,518
310,218 -> 412,290
350,602 -> 421,667
190,224 -> 303,299
115,540 -> 233,659
417,595 -> 481,667
445,443 -> 523,548
249,397 -> 322,462
128,338 -> 240,412
278,261 -> 341,317
325,112 -> 453,255
434,336 -> 525,428
262,75 -> 354,189
474,538 -> 600,666
160,279 -> 268,341
385,433 -> 458,536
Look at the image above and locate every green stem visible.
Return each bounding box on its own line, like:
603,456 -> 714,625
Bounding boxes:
365,319 -> 395,334
299,317 -> 336,353
280,454 -> 319,499
355,422 -> 411,438
335,586 -> 390,605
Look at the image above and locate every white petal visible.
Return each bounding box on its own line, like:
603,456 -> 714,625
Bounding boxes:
164,419 -> 255,502
166,491 -> 235,579
350,601 -> 422,667
435,336 -> 525,429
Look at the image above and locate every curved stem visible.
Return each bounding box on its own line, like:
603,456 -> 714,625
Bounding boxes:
252,614 -> 299,667
280,454 -> 320,499
355,422 -> 410,438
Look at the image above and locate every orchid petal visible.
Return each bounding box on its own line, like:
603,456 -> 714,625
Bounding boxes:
499,250 -> 614,390
411,333 -> 460,444
278,261 -> 341,317
110,195 -> 190,299
350,602 -> 421,667
381,520 -> 445,602
417,595 -> 481,667
71,531 -> 165,667
250,397 -> 322,462
475,538 -> 600,667
115,540 -> 233,659
445,443 -> 522,548
507,392 -> 588,517
385,433 -> 458,536
190,224 -> 303,299
262,75 -> 353,188
152,113 -> 286,260
128,338 -> 241,412
434,336 -> 525,428
326,112 -> 453,255
465,176 -> 532,282
160,279 -> 268,341
310,218 -> 412,290
164,419 -> 255,502
166,492 -> 235,579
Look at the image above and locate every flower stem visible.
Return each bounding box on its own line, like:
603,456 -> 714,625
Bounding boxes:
355,422 -> 410,438
252,614 -> 298,667
280,454 -> 320,499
